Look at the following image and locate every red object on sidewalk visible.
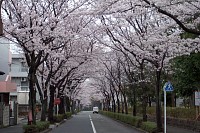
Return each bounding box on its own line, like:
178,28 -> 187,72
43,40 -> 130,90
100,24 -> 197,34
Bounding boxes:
54,98 -> 61,105
28,110 -> 33,125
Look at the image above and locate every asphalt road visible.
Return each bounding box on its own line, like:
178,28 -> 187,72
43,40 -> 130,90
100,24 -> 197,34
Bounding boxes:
50,111 -> 143,133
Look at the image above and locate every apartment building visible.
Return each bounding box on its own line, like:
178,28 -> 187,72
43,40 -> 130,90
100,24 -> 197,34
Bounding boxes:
0,37 -> 16,102
0,37 -> 10,81
0,37 -> 17,126
10,54 -> 29,105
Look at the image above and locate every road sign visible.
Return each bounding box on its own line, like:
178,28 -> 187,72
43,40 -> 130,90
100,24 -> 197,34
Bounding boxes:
164,82 -> 173,92
54,98 -> 61,105
163,81 -> 174,133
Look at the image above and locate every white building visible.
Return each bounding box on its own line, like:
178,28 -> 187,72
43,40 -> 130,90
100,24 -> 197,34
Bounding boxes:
10,54 -> 29,105
0,38 -> 11,81
0,37 -> 17,126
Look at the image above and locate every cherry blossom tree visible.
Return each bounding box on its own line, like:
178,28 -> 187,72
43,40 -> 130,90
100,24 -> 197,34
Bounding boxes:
2,0 -> 92,124
1,1 -> 199,130
142,0 -> 200,35
91,2 -> 198,130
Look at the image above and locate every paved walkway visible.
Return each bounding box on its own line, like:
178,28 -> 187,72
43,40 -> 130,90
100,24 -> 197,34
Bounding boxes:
167,125 -> 198,133
0,123 -> 23,133
0,115 -> 38,133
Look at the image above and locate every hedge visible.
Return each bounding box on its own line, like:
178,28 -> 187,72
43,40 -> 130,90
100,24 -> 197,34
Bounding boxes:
23,121 -> 50,133
64,112 -> 72,119
53,114 -> 64,123
23,112 -> 72,132
53,112 -> 72,123
140,107 -> 196,120
141,121 -> 157,133
100,111 -> 157,132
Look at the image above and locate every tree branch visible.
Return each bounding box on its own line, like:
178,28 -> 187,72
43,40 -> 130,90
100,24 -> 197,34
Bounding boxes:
143,0 -> 200,35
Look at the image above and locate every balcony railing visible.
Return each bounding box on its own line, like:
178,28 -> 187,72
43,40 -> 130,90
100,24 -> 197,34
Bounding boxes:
17,86 -> 29,92
11,67 -> 28,72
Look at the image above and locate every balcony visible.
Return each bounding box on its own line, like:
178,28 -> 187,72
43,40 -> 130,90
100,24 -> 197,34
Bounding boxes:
10,67 -> 28,77
17,86 -> 29,92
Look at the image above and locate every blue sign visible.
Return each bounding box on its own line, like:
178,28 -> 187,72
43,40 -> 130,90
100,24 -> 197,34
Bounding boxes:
163,82 -> 173,92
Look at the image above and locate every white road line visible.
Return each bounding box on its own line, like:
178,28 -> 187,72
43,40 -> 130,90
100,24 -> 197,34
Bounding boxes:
89,115 -> 97,133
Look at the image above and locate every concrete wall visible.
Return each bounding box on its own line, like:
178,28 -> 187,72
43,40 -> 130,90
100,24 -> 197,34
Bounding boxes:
17,92 -> 29,104
3,106 -> 9,126
0,38 -> 10,81
0,104 -> 9,126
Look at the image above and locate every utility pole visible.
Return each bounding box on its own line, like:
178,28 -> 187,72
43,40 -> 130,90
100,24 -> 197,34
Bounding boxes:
0,0 -> 4,36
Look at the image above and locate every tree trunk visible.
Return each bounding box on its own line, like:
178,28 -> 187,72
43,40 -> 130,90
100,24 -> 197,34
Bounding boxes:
71,100 -> 75,114
29,72 -> 36,124
116,93 -> 120,113
155,70 -> 162,132
107,99 -> 111,111
140,63 -> 147,122
123,93 -> 128,114
174,94 -> 176,107
132,85 -> 137,116
171,92 -> 175,107
41,99 -> 47,121
121,93 -> 124,114
58,97 -> 65,114
48,85 -> 55,123
111,92 -> 116,112
142,94 -> 147,121
77,100 -> 80,112
41,88 -> 47,121
66,96 -> 70,112
148,96 -> 152,107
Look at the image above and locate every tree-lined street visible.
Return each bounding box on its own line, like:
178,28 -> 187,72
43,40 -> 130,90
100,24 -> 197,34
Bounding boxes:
0,111 -> 198,133
51,111 -> 143,133
0,0 -> 199,132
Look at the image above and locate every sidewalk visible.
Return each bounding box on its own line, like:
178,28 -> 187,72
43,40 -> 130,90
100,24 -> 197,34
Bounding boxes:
0,116 -> 36,133
0,123 -> 23,133
167,125 -> 198,133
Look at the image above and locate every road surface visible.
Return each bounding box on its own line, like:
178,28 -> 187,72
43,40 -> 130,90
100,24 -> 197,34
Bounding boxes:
50,111 -> 143,133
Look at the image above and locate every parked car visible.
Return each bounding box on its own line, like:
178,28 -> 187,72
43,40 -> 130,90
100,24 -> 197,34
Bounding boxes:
93,107 -> 99,114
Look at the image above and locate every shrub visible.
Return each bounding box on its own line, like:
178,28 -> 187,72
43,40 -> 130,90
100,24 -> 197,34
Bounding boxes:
36,121 -> 50,132
131,116 -> 143,127
23,124 -> 38,133
144,107 -> 196,120
141,121 -> 157,133
64,112 -> 72,119
53,114 -> 64,123
23,121 -> 50,133
100,111 -> 143,128
167,107 -> 195,119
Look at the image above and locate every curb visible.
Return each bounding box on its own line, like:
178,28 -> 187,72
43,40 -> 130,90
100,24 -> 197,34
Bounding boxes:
40,128 -> 52,133
38,114 -> 73,133
47,116 -> 72,132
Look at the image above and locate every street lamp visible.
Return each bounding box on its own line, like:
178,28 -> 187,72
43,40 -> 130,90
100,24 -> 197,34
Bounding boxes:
0,70 -> 5,75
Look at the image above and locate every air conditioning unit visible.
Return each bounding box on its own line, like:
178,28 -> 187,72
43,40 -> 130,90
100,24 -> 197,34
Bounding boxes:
21,77 -> 27,82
